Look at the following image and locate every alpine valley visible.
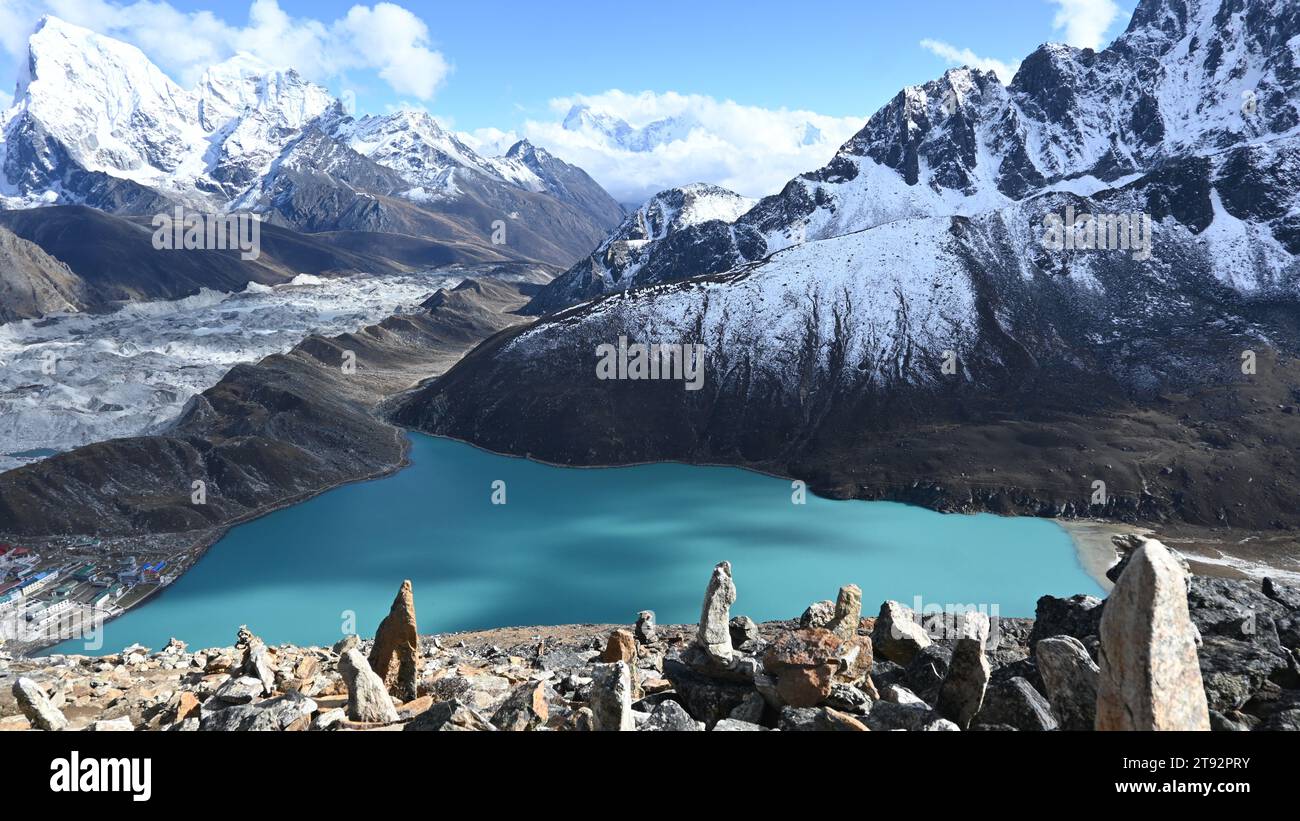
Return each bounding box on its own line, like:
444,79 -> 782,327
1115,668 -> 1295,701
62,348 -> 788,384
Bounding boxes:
0,0 -> 1299,739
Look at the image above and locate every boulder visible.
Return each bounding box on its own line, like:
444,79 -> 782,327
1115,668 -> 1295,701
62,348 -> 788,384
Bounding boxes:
87,717 -> 135,731
779,706 -> 868,731
824,683 -> 873,714
600,629 -> 637,663
589,662 -> 635,731
872,600 -> 931,664
864,699 -> 944,731
1097,540 -> 1211,731
12,678 -> 67,731
827,584 -> 863,641
728,692 -> 767,724
1035,635 -> 1099,730
635,610 -> 658,644
663,658 -> 755,726
369,580 -> 421,702
937,612 -> 991,730
1027,594 -> 1104,650
404,699 -> 496,731
1196,635 -> 1293,713
729,616 -> 759,653
338,648 -> 400,724
835,635 -> 876,690
763,628 -> 843,708
174,691 -> 201,724
801,600 -> 835,629
491,681 -> 552,731
903,644 -> 952,702
698,561 -> 737,662
1263,578 -> 1300,611
201,691 -> 316,731
976,677 -> 1058,731
641,700 -> 704,731
713,718 -> 769,731
213,676 -> 265,705
332,635 -> 359,654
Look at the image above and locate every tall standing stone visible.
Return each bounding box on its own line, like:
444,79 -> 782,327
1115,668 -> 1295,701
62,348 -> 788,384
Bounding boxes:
370,579 -> 421,702
698,561 -> 737,662
338,648 -> 400,724
936,611 -> 991,729
827,584 -> 863,641
1096,540 -> 1210,731
236,626 -> 275,696
589,662 -> 635,731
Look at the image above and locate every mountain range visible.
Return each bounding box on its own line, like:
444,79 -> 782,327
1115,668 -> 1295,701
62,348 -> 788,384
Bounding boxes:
395,0 -> 1300,531
0,15 -> 625,320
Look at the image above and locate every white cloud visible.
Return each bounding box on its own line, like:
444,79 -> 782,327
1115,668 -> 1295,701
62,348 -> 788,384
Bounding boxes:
459,126 -> 522,157
919,39 -> 1020,84
1048,0 -> 1122,50
494,90 -> 865,204
0,0 -> 450,98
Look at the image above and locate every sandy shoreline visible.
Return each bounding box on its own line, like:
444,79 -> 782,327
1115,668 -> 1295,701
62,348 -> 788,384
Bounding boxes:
1059,519 -> 1144,592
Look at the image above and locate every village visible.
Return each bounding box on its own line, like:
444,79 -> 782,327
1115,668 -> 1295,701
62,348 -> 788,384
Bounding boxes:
0,533 -> 201,656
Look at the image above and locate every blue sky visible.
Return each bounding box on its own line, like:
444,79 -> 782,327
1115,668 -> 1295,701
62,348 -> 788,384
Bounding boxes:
0,0 -> 1136,199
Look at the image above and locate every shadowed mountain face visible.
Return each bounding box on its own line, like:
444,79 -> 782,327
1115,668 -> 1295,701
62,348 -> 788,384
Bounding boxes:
0,225 -> 86,322
0,206 -> 514,313
395,0 -> 1300,531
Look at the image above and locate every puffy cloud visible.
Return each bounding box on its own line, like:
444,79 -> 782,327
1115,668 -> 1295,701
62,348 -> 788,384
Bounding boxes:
0,0 -> 450,98
488,90 -> 865,204
1048,0 -> 1122,50
919,39 -> 1020,84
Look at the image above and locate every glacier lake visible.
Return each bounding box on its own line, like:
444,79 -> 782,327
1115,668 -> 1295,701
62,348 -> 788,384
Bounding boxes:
49,433 -> 1106,655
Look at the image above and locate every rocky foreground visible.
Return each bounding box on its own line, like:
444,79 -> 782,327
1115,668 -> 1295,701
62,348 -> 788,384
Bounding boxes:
2,540 -> 1298,732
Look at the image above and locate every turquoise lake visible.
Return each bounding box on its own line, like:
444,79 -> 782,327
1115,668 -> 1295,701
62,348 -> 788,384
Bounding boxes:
51,433 -> 1105,655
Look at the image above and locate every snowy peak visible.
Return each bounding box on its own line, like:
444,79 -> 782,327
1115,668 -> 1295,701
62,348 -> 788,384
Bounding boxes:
197,53 -> 334,133
521,182 -> 759,314
14,15 -> 204,181
339,108 -> 502,187
628,183 -> 757,241
560,103 -> 699,152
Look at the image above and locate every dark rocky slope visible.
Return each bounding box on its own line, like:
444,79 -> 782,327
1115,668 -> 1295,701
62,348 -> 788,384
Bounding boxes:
0,206 -> 511,317
0,225 -> 86,322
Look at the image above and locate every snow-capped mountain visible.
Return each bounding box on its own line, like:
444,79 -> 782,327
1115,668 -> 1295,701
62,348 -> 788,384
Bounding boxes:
0,16 -> 623,271
525,183 -> 758,313
523,0 -> 1299,315
396,0 -> 1300,530
561,104 -> 701,153
0,16 -> 332,212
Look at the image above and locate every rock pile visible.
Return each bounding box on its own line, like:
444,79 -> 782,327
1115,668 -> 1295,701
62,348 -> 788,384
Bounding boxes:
2,545 -> 1297,731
